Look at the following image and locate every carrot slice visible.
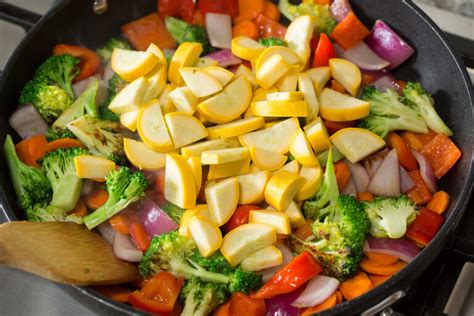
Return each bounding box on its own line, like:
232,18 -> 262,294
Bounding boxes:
129,223 -> 151,251
421,134 -> 461,179
334,161 -> 351,191
46,138 -> 84,152
109,214 -> 131,235
233,11 -> 259,24
238,0 -> 265,17
335,290 -> 343,304
330,79 -> 347,94
301,293 -> 337,315
84,189 -> 109,210
71,199 -> 88,217
53,44 -> 101,82
330,12 -> 370,50
361,73 -> 376,86
233,20 -> 259,40
263,2 -> 280,22
15,135 -> 48,167
293,220 -> 314,240
365,252 -> 398,266
360,258 -> 407,276
401,131 -> 437,151
357,192 -> 374,202
122,13 -> 177,51
387,132 -> 418,171
95,285 -> 131,303
427,191 -> 450,214
323,119 -> 358,135
339,271 -> 373,301
214,302 -> 231,316
407,170 -> 433,206
368,274 -> 391,287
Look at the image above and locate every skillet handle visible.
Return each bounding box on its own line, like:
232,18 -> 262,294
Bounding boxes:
0,2 -> 42,31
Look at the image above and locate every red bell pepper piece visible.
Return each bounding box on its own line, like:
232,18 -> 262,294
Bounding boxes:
157,0 -> 180,19
251,251 -> 322,299
224,205 -> 262,233
179,0 -> 197,23
406,208 -> 444,247
229,292 -> 266,316
53,44 -> 100,82
312,33 -> 337,68
254,14 -> 287,39
200,0 -> 230,16
128,271 -> 184,314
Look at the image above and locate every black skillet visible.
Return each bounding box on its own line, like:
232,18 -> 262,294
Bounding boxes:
0,0 -> 472,314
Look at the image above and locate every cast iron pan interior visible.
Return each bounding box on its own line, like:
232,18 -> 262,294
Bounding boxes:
0,0 -> 472,314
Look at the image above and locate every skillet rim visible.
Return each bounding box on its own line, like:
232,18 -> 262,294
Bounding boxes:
0,0 -> 472,314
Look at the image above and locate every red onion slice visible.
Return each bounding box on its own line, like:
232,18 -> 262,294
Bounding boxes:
137,197 -> 178,237
292,275 -> 340,308
411,150 -> 437,193
365,20 -> 415,70
371,76 -> 402,93
330,0 -> 352,22
364,237 -> 420,263
368,149 -> 400,196
364,148 -> 389,178
113,232 -> 143,262
399,167 -> 416,193
205,49 -> 242,68
346,160 -> 371,192
9,105 -> 48,138
205,13 -> 233,49
265,286 -> 304,316
98,221 -> 115,244
343,41 -> 390,70
342,177 -> 357,197
260,244 -> 294,282
103,62 -> 115,82
73,74 -> 102,97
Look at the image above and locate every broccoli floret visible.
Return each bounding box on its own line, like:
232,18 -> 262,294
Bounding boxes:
279,0 -> 337,34
51,78 -> 99,134
46,127 -> 76,142
40,147 -> 88,212
402,82 -> 453,136
96,38 -> 131,63
83,167 -> 148,229
139,231 -> 262,292
19,79 -> 73,123
3,135 -> 52,210
165,16 -> 214,55
34,54 -> 80,99
160,201 -> 185,224
66,115 -> 125,163
99,74 -> 127,122
358,86 -> 428,138
180,278 -> 229,316
363,195 -> 418,239
296,149 -> 370,280
259,37 -> 287,47
26,203 -> 82,224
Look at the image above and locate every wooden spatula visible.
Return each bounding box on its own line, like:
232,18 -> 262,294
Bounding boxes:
0,221 -> 140,285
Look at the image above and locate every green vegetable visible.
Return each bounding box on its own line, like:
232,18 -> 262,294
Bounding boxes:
293,149 -> 370,280
259,37 -> 287,47
51,79 -> 99,135
402,82 -> 453,136
46,127 -> 76,142
99,74 -> 127,122
33,54 -> 80,99
66,115 -> 125,163
358,86 -> 428,138
160,200 -> 185,224
19,79 -> 73,123
83,167 -> 148,229
165,16 -> 214,55
96,38 -> 131,63
180,278 -> 228,316
41,147 -> 88,212
316,147 -> 345,167
139,231 -> 262,308
278,0 -> 337,35
26,203 -> 82,224
3,135 -> 52,210
363,195 -> 418,239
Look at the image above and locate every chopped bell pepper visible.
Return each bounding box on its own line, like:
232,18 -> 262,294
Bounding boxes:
406,207 -> 444,247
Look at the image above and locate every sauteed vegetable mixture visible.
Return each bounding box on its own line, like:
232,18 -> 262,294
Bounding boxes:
4,0 -> 462,314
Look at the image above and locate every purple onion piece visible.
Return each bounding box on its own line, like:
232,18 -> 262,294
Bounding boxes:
330,0 -> 352,22
9,104 -> 48,139
364,237 -> 420,263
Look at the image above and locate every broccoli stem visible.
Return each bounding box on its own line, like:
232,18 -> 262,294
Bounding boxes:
172,259 -> 231,284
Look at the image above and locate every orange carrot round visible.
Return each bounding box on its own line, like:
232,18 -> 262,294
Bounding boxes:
357,192 -> 374,202
330,79 -> 347,94
109,214 -> 131,235
339,271 -> 373,301
301,293 -> 337,315
360,258 -> 407,276
263,2 -> 280,21
84,189 -> 109,210
368,274 -> 391,287
233,20 -> 259,40
15,135 -> 48,167
365,252 -> 398,266
334,161 -> 351,191
71,199 -> 88,217
46,138 -> 84,152
427,191 -> 450,214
